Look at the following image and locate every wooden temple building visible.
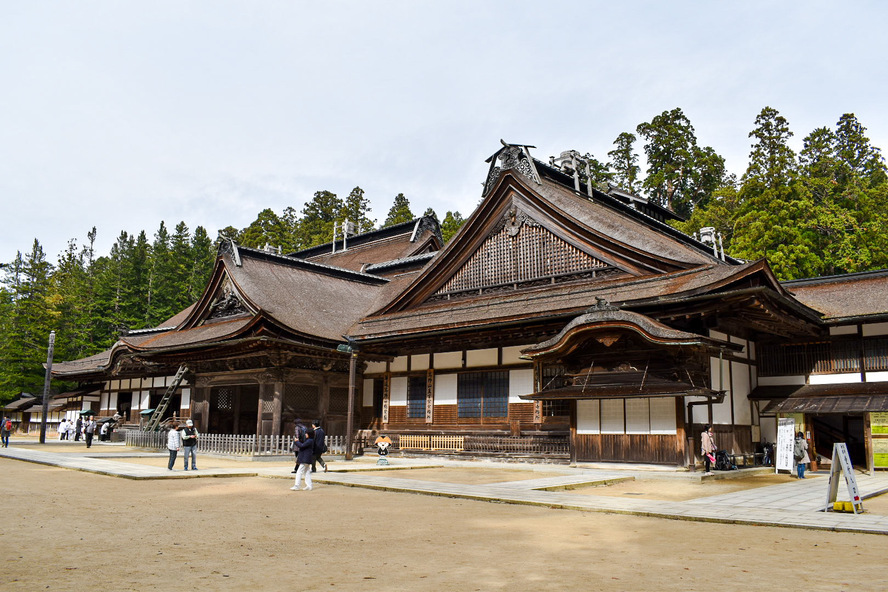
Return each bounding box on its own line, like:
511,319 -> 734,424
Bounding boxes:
49,142 -> 888,469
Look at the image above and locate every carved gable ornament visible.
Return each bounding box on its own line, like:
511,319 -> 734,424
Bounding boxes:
432,206 -> 613,299
205,275 -> 249,321
483,141 -> 542,197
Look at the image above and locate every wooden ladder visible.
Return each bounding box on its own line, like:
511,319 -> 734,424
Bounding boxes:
144,365 -> 188,431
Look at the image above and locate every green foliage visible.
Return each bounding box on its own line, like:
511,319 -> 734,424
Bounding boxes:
608,132 -> 640,194
384,193 -> 414,227
441,211 -> 465,243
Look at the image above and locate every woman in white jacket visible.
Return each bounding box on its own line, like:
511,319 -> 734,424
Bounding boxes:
167,422 -> 183,471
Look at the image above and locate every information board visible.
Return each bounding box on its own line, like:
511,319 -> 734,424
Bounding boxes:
872,412 -> 888,469
824,442 -> 863,514
776,417 -> 795,472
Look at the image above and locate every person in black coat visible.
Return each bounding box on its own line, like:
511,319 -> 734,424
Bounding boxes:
291,429 -> 315,491
311,420 -> 327,473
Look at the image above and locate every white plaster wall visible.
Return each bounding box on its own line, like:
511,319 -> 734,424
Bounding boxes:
508,369 -> 534,403
140,391 -> 151,410
809,373 -> 862,385
830,325 -> 858,336
650,398 -> 676,434
390,356 -> 408,373
362,378 -> 374,406
107,392 -> 118,411
466,348 -> 498,367
862,322 -> 888,337
758,375 -> 806,386
576,400 -> 600,434
435,374 -> 458,405
411,354 -> 430,371
710,356 -> 733,424
434,351 -> 463,369
364,361 -> 386,374
180,388 -> 191,409
625,398 -> 650,434
390,376 -> 408,406
731,360 -> 752,425
502,345 -> 530,365
867,371 -> 888,382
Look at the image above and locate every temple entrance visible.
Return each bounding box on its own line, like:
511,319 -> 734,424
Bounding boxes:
809,414 -> 867,467
209,385 -> 259,434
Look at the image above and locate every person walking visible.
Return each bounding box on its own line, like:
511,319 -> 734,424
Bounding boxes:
181,419 -> 199,470
291,428 -> 315,491
291,419 -> 306,473
74,416 -> 82,441
794,431 -> 810,479
58,419 -> 68,441
167,421 -> 183,470
84,417 -> 97,448
1,416 -> 12,447
311,420 -> 327,473
701,424 -> 716,475
66,419 -> 75,441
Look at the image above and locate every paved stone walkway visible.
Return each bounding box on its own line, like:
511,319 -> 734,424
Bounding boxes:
3,444 -> 888,535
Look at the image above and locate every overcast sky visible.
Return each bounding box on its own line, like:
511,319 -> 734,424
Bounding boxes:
2,1 -> 887,266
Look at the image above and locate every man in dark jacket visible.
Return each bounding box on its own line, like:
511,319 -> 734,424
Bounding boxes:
311,419 -> 327,473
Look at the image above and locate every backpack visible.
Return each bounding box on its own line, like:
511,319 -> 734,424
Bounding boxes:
4,420 -> 11,431
793,439 -> 804,461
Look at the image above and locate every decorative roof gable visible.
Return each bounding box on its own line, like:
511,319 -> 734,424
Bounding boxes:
431,204 -> 617,301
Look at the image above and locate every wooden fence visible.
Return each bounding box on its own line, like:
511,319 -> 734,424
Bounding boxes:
125,430 -> 348,456
397,434 -> 569,455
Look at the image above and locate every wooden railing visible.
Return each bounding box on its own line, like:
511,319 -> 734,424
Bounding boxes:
396,434 -> 569,455
125,430 -> 349,456
398,434 -> 465,450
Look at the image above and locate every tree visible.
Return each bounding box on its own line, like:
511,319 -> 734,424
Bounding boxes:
636,108 -> 697,214
383,193 -> 414,227
297,190 -> 343,248
607,132 -> 640,194
341,186 -> 376,234
732,107 -> 818,279
440,211 -> 465,243
190,226 -> 215,302
239,209 -> 288,250
834,113 -> 887,186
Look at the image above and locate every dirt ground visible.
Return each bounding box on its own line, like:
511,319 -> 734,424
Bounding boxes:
2,451 -> 887,591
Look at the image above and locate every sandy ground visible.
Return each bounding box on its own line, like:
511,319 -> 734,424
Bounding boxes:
2,449 -> 888,591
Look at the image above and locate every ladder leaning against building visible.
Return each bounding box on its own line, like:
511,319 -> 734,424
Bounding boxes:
144,365 -> 188,431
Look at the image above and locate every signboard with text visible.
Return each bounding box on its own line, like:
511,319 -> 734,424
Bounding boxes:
776,417 -> 795,472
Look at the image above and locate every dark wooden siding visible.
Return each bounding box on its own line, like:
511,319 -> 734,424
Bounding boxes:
574,434 -> 684,465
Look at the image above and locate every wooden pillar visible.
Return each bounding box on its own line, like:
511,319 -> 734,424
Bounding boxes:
864,412 -> 874,475
192,377 -> 211,434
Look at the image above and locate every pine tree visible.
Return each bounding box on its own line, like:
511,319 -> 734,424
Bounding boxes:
297,191 -> 343,248
441,211 -> 465,243
341,186 -> 376,234
383,193 -> 414,227
608,132 -> 640,194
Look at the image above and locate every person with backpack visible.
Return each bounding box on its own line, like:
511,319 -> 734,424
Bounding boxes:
1,416 -> 12,447
311,419 -> 328,473
291,419 -> 306,473
793,431 -> 810,479
700,425 -> 716,475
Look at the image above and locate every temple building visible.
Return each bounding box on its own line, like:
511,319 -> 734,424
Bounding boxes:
50,142 -> 888,469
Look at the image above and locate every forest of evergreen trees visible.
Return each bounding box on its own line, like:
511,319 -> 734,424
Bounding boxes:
2,106 -> 886,403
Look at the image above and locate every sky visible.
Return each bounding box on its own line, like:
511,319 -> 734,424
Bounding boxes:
2,1 -> 887,266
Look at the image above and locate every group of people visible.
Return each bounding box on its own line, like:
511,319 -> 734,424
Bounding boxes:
701,424 -> 812,478
166,419 -> 200,470
57,417 -> 98,447
290,419 -> 327,491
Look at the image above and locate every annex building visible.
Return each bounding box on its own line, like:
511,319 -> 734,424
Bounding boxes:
46,142 -> 888,470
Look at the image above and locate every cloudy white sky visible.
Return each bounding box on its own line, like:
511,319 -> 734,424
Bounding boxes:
2,1 -> 886,265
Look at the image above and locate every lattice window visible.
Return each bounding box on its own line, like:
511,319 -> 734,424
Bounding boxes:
284,384 -> 319,414
457,371 -> 509,418
329,387 -> 349,413
211,388 -> 233,411
436,223 -> 608,295
407,376 -> 426,419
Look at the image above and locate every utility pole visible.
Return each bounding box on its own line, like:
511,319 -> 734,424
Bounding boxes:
39,331 -> 56,444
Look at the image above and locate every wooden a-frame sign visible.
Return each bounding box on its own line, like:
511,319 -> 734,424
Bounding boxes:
823,442 -> 863,514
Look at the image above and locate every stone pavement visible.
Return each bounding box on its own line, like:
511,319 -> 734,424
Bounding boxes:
3,442 -> 888,535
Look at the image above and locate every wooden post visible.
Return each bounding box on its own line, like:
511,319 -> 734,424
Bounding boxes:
39,331 -> 56,444
864,412 -> 874,475
345,351 -> 357,460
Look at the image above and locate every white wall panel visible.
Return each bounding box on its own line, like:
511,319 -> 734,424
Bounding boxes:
390,376 -> 408,406
508,369 -> 534,403
435,374 -> 458,405
576,400 -> 600,434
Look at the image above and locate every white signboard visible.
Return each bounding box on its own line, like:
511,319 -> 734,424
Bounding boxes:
824,442 -> 863,514
776,418 -> 796,472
